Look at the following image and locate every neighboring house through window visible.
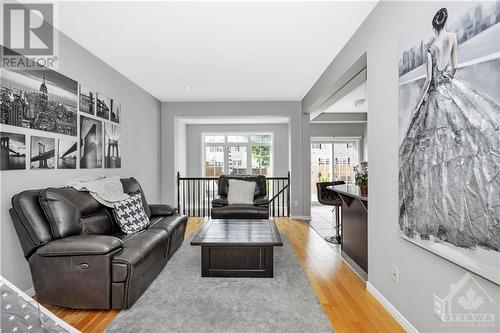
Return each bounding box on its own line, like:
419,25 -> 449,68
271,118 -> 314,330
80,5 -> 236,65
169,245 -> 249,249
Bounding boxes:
203,133 -> 273,177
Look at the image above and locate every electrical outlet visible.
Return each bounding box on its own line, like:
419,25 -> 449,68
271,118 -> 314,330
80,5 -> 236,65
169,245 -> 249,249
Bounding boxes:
391,265 -> 400,284
294,200 -> 299,207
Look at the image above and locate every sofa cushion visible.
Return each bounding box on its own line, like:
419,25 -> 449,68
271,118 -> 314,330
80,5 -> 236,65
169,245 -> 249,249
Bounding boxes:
148,214 -> 187,233
149,204 -> 177,217
39,188 -> 113,239
11,190 -> 54,256
111,229 -> 168,283
211,204 -> 268,219
37,235 -> 122,257
120,178 -> 152,218
218,175 -> 266,198
113,194 -> 150,234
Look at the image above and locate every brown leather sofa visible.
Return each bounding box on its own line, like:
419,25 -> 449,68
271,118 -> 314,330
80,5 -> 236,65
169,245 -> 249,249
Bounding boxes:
211,175 -> 269,219
9,177 -> 187,310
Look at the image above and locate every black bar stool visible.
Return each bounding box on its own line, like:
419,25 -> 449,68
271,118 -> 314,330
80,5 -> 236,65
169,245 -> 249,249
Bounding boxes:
316,181 -> 345,244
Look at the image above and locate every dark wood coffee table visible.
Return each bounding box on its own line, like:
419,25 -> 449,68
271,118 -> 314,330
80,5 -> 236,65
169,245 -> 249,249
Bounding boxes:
190,219 -> 283,278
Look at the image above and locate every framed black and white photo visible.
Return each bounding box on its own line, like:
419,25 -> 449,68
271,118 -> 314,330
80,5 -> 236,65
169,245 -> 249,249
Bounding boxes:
104,123 -> 121,168
96,93 -> 111,120
57,139 -> 77,169
0,131 -> 26,170
80,115 -> 103,168
79,84 -> 95,116
398,2 -> 500,285
30,136 -> 55,169
0,50 -> 78,137
110,99 -> 121,124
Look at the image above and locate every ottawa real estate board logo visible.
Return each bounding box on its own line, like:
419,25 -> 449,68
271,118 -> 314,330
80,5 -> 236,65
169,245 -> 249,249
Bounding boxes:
2,2 -> 58,69
434,273 -> 496,329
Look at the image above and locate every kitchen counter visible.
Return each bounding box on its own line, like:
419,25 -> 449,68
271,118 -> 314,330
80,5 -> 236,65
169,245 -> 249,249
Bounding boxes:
327,184 -> 368,279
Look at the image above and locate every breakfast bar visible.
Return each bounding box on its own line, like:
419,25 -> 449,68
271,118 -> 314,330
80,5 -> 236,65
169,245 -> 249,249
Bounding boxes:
326,184 -> 368,279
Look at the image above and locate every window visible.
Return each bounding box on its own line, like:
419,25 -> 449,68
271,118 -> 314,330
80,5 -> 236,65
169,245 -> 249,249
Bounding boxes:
251,145 -> 271,176
205,146 -> 224,177
311,138 -> 360,202
229,146 -> 247,175
203,133 -> 273,176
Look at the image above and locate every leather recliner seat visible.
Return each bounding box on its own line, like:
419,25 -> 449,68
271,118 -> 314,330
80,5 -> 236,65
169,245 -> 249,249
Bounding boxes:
211,175 -> 269,219
9,177 -> 187,309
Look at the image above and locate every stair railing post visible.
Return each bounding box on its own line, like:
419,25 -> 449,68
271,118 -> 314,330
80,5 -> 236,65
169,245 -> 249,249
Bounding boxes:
177,172 -> 180,214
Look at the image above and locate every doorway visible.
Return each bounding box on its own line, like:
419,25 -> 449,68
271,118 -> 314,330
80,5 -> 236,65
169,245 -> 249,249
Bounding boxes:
311,138 -> 360,204
310,138 -> 360,240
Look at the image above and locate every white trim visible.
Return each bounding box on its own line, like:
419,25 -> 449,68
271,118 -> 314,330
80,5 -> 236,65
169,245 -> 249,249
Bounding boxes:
290,215 -> 311,221
366,282 -> 419,333
25,287 -> 35,297
0,276 -> 81,333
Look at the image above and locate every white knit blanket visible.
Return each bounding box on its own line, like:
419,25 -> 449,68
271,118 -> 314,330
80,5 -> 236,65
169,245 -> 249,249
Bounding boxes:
67,175 -> 129,207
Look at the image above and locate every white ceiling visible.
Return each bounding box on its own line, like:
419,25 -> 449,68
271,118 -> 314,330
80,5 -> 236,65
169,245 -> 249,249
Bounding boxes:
324,81 -> 367,113
56,1 -> 376,102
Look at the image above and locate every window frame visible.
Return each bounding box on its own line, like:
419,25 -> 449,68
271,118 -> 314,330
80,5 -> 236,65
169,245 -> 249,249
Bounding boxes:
202,132 -> 274,177
310,136 -> 362,183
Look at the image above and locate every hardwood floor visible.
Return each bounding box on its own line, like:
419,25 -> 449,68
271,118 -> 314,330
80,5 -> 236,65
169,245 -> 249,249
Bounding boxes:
43,217 -> 404,333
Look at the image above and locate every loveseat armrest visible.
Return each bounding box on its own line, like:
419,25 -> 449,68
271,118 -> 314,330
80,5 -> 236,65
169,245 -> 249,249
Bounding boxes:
254,195 -> 270,207
149,204 -> 177,217
212,196 -> 228,207
37,235 -> 123,257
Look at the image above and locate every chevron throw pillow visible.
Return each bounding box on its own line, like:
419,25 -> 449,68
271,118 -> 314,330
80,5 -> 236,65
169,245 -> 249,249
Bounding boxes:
113,194 -> 150,234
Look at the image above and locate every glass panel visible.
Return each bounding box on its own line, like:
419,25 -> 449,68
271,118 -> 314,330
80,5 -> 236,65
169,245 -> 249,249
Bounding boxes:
311,143 -> 333,202
204,135 -> 225,143
333,142 -> 358,184
205,146 -> 224,176
251,145 -> 271,176
227,135 -> 249,143
228,146 -> 247,175
249,134 -> 272,144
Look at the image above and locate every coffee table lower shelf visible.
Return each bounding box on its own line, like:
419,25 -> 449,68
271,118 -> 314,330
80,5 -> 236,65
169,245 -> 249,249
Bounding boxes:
201,245 -> 275,278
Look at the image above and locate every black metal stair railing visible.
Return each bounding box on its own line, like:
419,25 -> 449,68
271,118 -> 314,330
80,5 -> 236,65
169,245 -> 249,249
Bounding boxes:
176,172 -> 290,217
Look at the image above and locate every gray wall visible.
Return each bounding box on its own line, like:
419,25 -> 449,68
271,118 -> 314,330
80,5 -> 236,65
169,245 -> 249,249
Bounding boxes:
161,101 -> 310,218
0,32 -> 161,291
303,1 -> 498,331
310,123 -> 365,138
310,123 -> 367,161
184,123 -> 289,177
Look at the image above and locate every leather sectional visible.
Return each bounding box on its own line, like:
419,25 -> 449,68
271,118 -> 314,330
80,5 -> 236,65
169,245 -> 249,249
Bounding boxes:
9,178 -> 187,309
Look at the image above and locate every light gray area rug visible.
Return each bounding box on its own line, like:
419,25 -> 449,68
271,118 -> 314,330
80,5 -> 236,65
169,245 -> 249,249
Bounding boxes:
106,237 -> 333,333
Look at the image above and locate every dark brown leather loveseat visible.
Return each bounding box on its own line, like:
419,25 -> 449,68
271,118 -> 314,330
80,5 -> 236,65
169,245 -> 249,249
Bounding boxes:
211,175 -> 269,219
9,177 -> 187,310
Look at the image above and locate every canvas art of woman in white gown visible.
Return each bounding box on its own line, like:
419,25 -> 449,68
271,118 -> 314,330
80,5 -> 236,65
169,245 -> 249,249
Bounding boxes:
399,8 -> 500,251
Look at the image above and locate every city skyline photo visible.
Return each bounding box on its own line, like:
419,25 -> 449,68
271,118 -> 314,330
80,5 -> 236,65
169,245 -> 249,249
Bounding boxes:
1,57 -> 78,137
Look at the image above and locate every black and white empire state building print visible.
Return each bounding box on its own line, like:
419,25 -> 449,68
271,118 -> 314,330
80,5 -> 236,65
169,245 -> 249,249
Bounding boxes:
0,55 -> 78,136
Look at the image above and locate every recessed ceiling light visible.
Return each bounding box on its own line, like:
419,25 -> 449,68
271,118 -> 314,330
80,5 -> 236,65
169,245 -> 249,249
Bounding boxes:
185,85 -> 192,90
354,98 -> 366,107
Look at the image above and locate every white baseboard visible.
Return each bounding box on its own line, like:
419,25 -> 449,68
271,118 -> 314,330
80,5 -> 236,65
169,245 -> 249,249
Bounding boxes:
25,287 -> 35,297
290,215 -> 311,221
366,282 -> 418,333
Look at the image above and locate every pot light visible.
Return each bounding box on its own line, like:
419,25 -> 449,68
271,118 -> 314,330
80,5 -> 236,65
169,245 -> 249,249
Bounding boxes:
185,85 -> 192,90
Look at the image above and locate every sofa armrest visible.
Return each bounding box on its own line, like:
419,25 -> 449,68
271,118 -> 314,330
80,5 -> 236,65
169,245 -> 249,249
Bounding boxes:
254,195 -> 270,207
37,235 -> 123,257
212,196 -> 228,207
149,204 -> 177,217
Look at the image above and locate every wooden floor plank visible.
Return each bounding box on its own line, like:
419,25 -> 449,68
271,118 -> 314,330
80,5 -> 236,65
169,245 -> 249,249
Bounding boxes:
41,217 -> 404,333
